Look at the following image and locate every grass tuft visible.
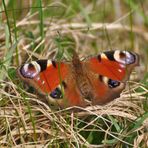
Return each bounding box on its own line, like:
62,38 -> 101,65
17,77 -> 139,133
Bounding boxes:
0,0 -> 148,147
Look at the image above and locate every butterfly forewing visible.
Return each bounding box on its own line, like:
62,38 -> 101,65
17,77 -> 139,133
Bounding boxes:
86,50 -> 139,81
18,60 -> 69,94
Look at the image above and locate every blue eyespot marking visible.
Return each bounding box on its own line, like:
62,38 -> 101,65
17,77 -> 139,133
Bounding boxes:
108,79 -> 120,88
50,88 -> 63,99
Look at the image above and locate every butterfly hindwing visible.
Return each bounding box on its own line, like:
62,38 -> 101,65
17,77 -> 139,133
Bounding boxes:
89,74 -> 125,105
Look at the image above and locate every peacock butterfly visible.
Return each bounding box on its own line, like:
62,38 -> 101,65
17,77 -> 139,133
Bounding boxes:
17,50 -> 139,108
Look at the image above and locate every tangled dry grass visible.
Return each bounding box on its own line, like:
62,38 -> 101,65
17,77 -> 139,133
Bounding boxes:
0,1 -> 148,147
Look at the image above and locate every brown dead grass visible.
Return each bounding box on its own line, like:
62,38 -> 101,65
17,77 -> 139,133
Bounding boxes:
0,1 -> 148,147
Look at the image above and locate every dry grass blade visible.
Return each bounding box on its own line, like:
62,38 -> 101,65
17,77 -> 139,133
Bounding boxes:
0,0 -> 148,147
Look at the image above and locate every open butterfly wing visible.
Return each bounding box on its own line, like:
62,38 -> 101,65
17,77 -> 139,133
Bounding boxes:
83,50 -> 139,105
61,75 -> 87,107
90,74 -> 125,105
17,60 -> 69,94
86,50 -> 139,81
18,59 -> 87,107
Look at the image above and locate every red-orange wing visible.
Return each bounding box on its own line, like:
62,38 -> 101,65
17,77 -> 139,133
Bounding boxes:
86,50 -> 139,81
18,59 -> 87,108
17,60 -> 69,94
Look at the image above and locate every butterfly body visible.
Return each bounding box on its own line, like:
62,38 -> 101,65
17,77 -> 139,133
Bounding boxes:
18,50 -> 139,108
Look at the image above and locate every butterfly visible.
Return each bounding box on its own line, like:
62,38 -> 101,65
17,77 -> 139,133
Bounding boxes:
17,50 -> 139,108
